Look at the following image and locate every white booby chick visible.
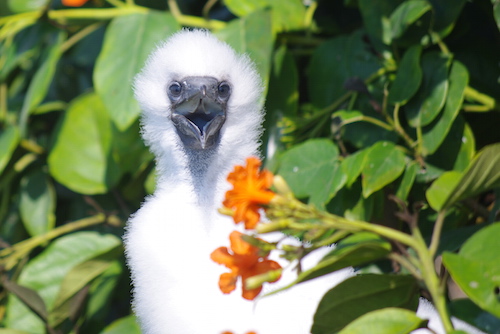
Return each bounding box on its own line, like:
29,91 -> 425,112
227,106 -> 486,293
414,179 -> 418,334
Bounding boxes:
124,30 -> 484,334
124,29 -> 351,334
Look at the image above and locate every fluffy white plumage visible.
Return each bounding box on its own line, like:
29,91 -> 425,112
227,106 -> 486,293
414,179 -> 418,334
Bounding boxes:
124,30 -> 484,334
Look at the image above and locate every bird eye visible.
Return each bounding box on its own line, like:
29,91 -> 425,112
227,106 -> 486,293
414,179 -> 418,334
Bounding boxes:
218,82 -> 230,99
168,82 -> 182,98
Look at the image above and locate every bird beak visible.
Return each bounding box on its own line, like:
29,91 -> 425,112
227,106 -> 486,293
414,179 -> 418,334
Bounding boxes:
170,77 -> 227,150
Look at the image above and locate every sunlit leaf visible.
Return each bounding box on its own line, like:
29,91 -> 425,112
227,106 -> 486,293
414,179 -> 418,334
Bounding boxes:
5,232 -> 121,333
362,141 -> 406,198
19,169 -> 56,237
0,126 -> 19,175
341,149 -> 368,188
19,31 -> 65,136
426,171 -> 462,211
94,12 -> 179,130
337,307 -> 425,334
48,93 -> 120,194
49,245 -> 122,327
312,275 -> 419,334
100,315 -> 141,334
440,143 -> 500,210
7,0 -> 48,13
395,162 -> 419,202
215,8 -> 273,92
442,223 -> 500,317
278,139 -> 346,207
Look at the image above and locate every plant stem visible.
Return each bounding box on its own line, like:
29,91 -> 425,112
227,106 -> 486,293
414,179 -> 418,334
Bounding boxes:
429,210 -> 446,257
464,86 -> 498,111
0,214 -> 118,270
341,115 -> 394,132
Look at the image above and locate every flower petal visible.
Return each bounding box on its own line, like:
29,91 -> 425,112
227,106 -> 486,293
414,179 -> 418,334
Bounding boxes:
219,272 -> 238,294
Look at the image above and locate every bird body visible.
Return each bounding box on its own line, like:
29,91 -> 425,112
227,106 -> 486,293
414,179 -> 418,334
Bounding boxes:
125,30 -> 484,334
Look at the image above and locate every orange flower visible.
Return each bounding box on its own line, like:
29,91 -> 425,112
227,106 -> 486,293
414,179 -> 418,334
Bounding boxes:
211,231 -> 281,300
221,332 -> 257,334
223,157 -> 275,229
62,0 -> 90,6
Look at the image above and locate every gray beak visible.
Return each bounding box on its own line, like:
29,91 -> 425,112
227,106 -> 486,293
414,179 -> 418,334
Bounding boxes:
168,76 -> 230,150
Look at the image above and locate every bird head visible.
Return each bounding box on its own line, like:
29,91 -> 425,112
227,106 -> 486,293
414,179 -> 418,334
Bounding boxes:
134,29 -> 264,160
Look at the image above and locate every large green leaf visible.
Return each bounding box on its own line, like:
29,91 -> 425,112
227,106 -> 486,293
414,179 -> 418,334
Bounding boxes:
386,0 -> 432,44
395,162 -> 419,202
19,31 -> 65,136
405,52 -> 451,127
299,233 -> 392,283
100,315 -> 141,334
388,45 -> 422,104
425,171 -> 462,211
442,223 -> 500,317
440,143 -> 500,210
19,169 -> 56,237
362,141 -> 406,198
94,12 -> 179,130
337,307 -> 425,334
312,275 -> 419,334
215,8 -> 274,92
278,139 -> 346,207
308,30 -> 381,109
7,0 -> 47,13
0,126 -> 19,175
224,0 -> 305,33
49,245 -> 122,327
5,232 -> 121,333
422,61 -> 469,155
341,149 -> 368,188
428,0 -> 467,31
48,93 -> 119,194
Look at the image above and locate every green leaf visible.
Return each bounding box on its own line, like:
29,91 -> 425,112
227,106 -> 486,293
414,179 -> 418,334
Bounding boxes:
341,149 -> 368,188
449,298 -> 500,334
2,280 -> 48,322
278,139 -> 346,207
395,162 -> 419,202
358,0 -> 402,41
440,143 -> 500,210
48,92 -> 119,194
422,61 -> 469,155
0,126 -> 19,175
428,0 -> 467,31
94,12 -> 179,130
19,31 -> 65,136
405,52 -> 451,127
299,233 -> 392,283
5,232 -> 121,333
494,0 -> 500,30
442,223 -> 500,317
224,0 -> 305,33
425,171 -> 462,211
312,275 -> 419,334
362,141 -> 406,198
19,169 -> 56,237
309,30 -> 381,109
387,0 -> 432,43
83,261 -> 124,333
100,315 -> 141,334
388,45 -> 423,104
49,245 -> 122,327
337,307 -> 425,334
7,0 -> 47,13
215,8 -> 274,92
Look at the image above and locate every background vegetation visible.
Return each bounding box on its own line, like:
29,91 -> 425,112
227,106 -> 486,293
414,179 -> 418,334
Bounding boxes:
0,0 -> 499,333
